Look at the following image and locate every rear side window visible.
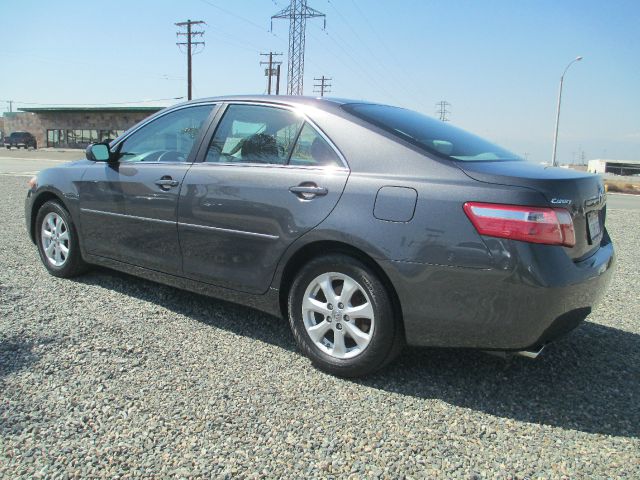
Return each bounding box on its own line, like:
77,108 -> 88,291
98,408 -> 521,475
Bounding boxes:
289,123 -> 342,168
205,104 -> 303,165
342,103 -> 520,162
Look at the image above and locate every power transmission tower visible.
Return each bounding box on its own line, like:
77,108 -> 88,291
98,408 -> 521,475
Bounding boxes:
271,1 -> 326,95
313,76 -> 332,97
260,52 -> 283,95
435,101 -> 451,121
175,19 -> 205,100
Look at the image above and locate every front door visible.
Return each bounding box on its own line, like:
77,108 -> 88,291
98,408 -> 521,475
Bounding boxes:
78,104 -> 215,274
178,103 -> 350,294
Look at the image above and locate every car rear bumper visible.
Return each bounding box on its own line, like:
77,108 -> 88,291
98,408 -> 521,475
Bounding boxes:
381,233 -> 615,350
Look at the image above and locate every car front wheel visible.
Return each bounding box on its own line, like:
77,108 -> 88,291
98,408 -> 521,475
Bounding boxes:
35,201 -> 88,278
288,254 -> 403,377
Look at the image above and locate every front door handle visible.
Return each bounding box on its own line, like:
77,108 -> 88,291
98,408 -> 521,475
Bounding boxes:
155,177 -> 180,190
289,184 -> 328,200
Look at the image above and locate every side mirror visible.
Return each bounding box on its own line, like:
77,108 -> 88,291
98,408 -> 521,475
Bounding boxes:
86,143 -> 112,162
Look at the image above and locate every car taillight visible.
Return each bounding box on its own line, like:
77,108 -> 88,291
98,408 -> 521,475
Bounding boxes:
463,202 -> 575,247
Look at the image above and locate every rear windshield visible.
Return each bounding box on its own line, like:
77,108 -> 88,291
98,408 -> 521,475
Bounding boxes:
342,103 -> 520,162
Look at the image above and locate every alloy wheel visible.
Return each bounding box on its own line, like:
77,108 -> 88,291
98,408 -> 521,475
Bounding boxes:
41,212 -> 69,267
301,272 -> 375,359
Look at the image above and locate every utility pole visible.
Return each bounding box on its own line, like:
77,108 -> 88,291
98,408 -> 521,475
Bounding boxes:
7,100 -> 13,113
435,101 -> 450,122
275,64 -> 282,95
313,76 -> 332,97
271,0 -> 326,95
260,52 -> 283,95
175,19 -> 205,101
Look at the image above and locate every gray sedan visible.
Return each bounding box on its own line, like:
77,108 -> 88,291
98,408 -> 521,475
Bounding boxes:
25,96 -> 615,377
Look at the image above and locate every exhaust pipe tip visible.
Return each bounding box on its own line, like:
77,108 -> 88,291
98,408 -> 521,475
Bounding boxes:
483,345 -> 546,360
514,345 -> 545,359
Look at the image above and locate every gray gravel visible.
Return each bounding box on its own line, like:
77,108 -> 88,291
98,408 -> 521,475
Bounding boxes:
1,174 -> 638,479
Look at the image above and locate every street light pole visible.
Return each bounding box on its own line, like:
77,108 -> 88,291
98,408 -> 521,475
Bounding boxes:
551,56 -> 583,166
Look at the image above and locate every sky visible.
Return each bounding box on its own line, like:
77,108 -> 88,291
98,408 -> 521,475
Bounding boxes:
0,0 -> 638,164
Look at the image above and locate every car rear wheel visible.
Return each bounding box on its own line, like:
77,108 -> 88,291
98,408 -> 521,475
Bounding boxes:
35,201 -> 88,278
287,254 -> 402,377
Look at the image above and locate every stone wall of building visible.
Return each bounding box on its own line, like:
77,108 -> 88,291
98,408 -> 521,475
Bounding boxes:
2,113 -> 43,146
2,110 -> 159,149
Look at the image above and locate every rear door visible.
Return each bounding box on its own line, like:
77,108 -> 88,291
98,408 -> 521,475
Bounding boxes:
78,103 -> 216,274
178,103 -> 349,294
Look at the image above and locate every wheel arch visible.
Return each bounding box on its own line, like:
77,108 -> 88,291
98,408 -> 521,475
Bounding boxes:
277,240 -> 405,336
29,190 -> 70,243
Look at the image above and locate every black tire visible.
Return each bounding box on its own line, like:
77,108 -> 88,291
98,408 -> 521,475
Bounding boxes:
287,254 -> 403,377
35,200 -> 88,278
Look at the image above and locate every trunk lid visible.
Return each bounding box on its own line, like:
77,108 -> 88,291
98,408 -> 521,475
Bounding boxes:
457,160 -> 606,260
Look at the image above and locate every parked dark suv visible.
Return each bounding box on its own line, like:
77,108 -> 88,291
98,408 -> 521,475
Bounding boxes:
5,131 -> 37,149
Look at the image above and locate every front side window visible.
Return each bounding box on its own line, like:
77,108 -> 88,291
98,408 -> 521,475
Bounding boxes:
117,105 -> 213,163
205,104 -> 304,164
343,103 -> 520,162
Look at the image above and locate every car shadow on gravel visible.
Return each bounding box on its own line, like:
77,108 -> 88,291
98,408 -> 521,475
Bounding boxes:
361,322 -> 639,438
0,335 -> 40,381
74,269 -> 638,439
73,268 -> 297,353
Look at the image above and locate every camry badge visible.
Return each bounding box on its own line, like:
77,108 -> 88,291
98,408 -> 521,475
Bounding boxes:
551,198 -> 572,205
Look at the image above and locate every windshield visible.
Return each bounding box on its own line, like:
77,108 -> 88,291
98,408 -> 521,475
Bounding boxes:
342,103 -> 520,162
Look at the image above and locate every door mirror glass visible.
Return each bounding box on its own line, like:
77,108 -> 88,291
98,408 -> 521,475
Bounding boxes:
86,143 -> 111,162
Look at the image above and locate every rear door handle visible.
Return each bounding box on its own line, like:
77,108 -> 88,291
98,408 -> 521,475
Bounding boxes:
155,177 -> 180,189
289,184 -> 328,199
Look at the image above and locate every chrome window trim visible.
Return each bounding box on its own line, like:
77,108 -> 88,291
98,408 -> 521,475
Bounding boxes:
201,101 -> 350,171
188,161 -> 348,172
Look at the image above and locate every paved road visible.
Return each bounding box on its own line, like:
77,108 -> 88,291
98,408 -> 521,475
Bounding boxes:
607,193 -> 640,210
1,151 -> 638,210
0,149 -> 82,177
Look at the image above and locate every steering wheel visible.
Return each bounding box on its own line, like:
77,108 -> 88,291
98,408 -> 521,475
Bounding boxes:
157,150 -> 184,163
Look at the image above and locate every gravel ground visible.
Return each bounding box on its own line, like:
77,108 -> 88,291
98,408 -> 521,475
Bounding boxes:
1,174 -> 638,479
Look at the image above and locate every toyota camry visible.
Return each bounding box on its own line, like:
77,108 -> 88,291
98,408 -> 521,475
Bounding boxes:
25,96 -> 615,377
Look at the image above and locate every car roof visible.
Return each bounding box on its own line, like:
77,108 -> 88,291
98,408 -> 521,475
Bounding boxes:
174,95 -> 381,115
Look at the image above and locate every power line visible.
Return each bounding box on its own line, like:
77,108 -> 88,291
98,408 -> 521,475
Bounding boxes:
348,0 -> 426,103
313,76 -> 332,97
260,53 -> 284,95
272,1 -> 326,95
176,20 -> 206,101
307,24 -> 401,104
435,101 -> 451,121
199,0 -> 277,36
